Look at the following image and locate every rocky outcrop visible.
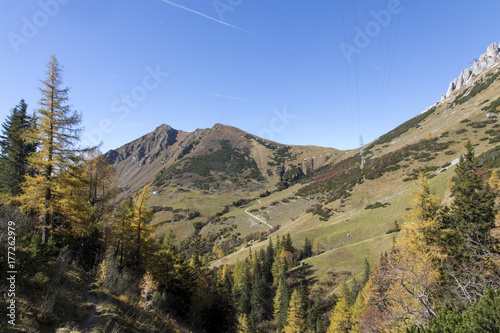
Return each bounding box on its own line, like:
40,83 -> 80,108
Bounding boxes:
443,42 -> 500,99
106,124 -> 178,165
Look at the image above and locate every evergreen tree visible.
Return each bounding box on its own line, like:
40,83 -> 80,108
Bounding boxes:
263,238 -> 274,283
19,56 -> 84,243
249,260 -> 269,327
303,237 -> 313,259
422,288 -> 500,332
0,99 -> 35,196
455,287 -> 500,332
283,288 -> 306,333
284,233 -> 294,252
450,140 -> 497,257
445,141 -> 500,306
274,276 -> 290,332
152,233 -> 196,317
189,232 -> 202,270
238,259 -> 252,316
112,197 -> 134,267
272,247 -> 289,286
214,267 -> 237,332
361,258 -> 371,286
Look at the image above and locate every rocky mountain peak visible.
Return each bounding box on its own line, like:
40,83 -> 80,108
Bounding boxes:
442,42 -> 500,99
105,124 -> 178,165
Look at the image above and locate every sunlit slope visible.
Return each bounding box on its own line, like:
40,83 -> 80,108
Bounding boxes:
210,65 -> 500,291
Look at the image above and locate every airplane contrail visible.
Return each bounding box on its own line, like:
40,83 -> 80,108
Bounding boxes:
159,0 -> 251,34
363,61 -> 382,70
206,93 -> 247,101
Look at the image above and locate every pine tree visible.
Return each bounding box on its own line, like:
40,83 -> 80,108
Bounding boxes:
361,258 -> 371,286
189,234 -> 202,270
161,227 -> 176,250
152,230 -> 196,317
250,260 -> 269,327
303,237 -> 313,259
272,247 -> 289,286
112,197 -> 134,267
450,141 -> 496,256
424,288 -> 500,332
445,141 -> 500,307
19,56 -> 84,243
238,259 -> 252,316
216,266 -> 237,332
284,233 -> 294,252
274,276 -> 290,332
455,287 -> 500,332
0,99 -> 36,196
283,288 -> 306,333
263,238 -> 274,283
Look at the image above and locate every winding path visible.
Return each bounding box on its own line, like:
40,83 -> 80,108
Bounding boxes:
245,207 -> 273,229
79,281 -> 101,333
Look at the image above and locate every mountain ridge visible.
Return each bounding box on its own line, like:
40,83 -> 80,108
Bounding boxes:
443,41 -> 500,99
106,122 -> 342,202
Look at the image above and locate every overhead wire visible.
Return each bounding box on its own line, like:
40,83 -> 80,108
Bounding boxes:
339,0 -> 402,147
353,0 -> 361,140
371,0 -> 385,129
340,0 -> 356,142
376,2 -> 402,135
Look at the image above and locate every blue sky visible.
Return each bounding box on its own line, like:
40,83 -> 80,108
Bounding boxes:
1,0 -> 499,152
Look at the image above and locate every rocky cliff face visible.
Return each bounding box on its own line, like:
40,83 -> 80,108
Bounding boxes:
443,42 -> 500,99
105,124 -> 187,199
106,124 -> 179,166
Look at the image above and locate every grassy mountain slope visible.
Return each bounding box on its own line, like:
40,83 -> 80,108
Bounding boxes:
208,64 -> 500,292
108,62 -> 500,296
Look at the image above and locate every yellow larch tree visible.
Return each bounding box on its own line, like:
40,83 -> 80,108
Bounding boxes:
382,172 -> 444,330
350,279 -> 372,333
327,281 -> 352,333
140,270 -> 159,310
130,185 -> 155,267
283,288 -> 306,333
19,55 -> 84,243
237,313 -> 250,333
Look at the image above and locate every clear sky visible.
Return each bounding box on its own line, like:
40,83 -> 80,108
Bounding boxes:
1,0 -> 499,152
